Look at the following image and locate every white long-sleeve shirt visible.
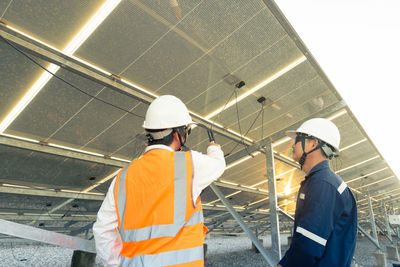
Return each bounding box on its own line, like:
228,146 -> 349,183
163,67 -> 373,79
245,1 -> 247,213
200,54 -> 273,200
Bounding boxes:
93,144 -> 226,266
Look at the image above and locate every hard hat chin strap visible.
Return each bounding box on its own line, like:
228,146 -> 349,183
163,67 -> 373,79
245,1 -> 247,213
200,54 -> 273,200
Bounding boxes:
174,127 -> 189,151
298,136 -> 323,168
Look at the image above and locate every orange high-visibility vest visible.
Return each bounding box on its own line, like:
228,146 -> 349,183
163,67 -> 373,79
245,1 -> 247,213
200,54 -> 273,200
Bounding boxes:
114,149 -> 206,266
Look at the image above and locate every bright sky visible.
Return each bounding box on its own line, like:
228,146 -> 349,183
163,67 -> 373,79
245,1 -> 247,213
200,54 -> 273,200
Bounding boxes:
275,0 -> 400,179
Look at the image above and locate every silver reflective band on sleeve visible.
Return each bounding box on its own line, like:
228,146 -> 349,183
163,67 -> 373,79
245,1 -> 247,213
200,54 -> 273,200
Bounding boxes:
117,152 -> 203,242
296,226 -> 327,246
117,164 -> 131,230
121,245 -> 203,267
337,181 -> 347,194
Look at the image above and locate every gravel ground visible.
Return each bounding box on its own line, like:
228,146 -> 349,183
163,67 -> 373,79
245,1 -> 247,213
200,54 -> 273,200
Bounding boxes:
1,235 -> 400,266
352,236 -> 400,267
204,236 -> 273,267
205,235 -> 400,267
0,242 -> 102,267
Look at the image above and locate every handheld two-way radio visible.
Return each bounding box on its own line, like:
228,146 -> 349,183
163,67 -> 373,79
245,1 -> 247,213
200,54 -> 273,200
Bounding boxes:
207,128 -> 215,142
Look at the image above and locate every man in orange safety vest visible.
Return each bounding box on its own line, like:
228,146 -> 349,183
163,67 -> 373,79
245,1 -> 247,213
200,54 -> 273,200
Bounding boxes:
93,95 -> 226,266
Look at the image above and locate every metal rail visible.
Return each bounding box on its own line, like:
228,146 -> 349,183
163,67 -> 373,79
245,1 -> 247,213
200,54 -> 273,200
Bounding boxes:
210,183 -> 276,267
0,219 -> 96,253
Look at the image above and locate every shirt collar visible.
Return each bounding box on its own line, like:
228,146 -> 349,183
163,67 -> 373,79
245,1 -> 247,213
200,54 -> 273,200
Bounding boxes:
305,160 -> 330,180
144,144 -> 174,153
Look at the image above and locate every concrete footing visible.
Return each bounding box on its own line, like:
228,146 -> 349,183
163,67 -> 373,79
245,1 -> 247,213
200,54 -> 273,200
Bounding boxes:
387,245 -> 400,261
372,252 -> 386,267
251,239 -> 264,253
71,250 -> 96,267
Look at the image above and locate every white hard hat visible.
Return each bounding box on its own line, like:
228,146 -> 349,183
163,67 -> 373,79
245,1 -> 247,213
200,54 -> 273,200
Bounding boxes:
143,95 -> 194,129
286,118 -> 340,151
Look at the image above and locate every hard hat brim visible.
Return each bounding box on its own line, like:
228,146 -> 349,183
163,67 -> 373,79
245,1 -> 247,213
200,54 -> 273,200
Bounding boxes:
286,130 -> 340,151
286,130 -> 297,139
143,121 -> 197,130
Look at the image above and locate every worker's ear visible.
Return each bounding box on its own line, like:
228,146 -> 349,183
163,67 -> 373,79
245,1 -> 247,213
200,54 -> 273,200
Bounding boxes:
311,139 -> 318,148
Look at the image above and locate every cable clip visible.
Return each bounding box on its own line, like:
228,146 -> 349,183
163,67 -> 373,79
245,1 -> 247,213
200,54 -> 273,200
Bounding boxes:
110,73 -> 122,81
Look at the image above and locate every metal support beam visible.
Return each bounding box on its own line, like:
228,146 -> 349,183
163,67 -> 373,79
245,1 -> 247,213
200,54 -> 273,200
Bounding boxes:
207,202 -> 268,233
278,208 -> 295,221
213,181 -> 268,196
397,226 -> 400,241
203,205 -> 268,215
368,195 -> 379,242
389,223 -> 400,239
265,139 -> 281,261
0,214 -> 96,221
357,224 -> 380,249
25,226 -> 80,232
0,185 -> 104,200
0,176 -> 271,208
0,219 -> 95,253
0,208 -> 97,216
0,135 -> 125,167
274,152 -> 300,169
375,219 -> 393,244
210,183 -> 275,267
384,203 -> 393,242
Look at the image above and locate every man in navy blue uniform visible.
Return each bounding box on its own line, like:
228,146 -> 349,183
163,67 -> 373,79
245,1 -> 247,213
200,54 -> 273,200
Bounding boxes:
278,118 -> 357,267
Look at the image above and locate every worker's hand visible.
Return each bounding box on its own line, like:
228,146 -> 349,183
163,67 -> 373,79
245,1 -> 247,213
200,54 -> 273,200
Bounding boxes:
277,264 -> 282,267
207,141 -> 221,149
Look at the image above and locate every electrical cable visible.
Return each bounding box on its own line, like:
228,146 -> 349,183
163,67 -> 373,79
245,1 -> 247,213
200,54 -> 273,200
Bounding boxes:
210,88 -> 237,132
233,90 -> 253,157
224,104 -> 264,157
261,104 -> 264,141
234,90 -> 243,142
0,34 -> 144,119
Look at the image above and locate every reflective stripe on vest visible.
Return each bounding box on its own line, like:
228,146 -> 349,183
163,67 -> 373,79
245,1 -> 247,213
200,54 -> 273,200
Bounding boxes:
120,246 -> 204,267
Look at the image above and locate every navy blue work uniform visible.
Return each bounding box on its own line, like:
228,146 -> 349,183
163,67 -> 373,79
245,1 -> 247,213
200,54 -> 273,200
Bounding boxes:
279,160 -> 357,267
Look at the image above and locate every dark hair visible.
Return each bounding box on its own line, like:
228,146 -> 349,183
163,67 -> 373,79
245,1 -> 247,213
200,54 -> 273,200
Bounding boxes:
146,129 -> 175,146
146,125 -> 189,147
